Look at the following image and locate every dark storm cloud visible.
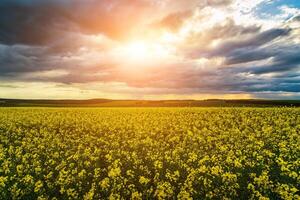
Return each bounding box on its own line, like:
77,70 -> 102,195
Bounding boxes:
230,45 -> 300,75
208,68 -> 300,93
239,79 -> 300,93
0,43 -> 86,78
187,24 -> 298,94
248,54 -> 300,74
206,28 -> 291,57
215,43 -> 300,93
0,0 -> 72,7
0,45 -> 37,74
225,48 -> 275,65
0,0 -> 150,44
0,0 -> 74,45
293,15 -> 300,21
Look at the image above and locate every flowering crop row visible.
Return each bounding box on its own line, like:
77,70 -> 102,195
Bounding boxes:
0,108 -> 299,199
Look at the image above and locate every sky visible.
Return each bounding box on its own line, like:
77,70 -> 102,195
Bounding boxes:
0,0 -> 300,100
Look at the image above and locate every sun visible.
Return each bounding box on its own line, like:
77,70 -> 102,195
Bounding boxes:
124,41 -> 149,61
117,40 -> 172,65
112,38 -> 175,74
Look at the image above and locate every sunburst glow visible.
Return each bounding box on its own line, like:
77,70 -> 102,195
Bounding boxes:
123,41 -> 149,62
117,40 -> 172,65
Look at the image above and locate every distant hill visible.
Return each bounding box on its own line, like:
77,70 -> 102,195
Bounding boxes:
0,98 -> 300,107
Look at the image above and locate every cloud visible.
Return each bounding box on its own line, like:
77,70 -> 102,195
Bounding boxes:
0,0 -> 150,44
244,50 -> 300,74
224,41 -> 300,74
294,15 -> 300,21
0,0 -> 300,99
154,10 -> 193,32
204,28 -> 291,58
225,48 -> 274,65
0,0 -> 236,45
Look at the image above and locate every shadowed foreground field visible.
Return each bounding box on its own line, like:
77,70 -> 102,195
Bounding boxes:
0,108 -> 299,199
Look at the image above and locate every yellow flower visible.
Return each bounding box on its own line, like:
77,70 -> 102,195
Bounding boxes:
0,176 -> 8,188
35,167 -> 42,174
23,174 -> 34,185
139,176 -> 150,185
131,191 -> 142,200
155,182 -> 173,200
126,170 -> 134,178
67,188 -> 78,198
108,167 -> 121,178
84,183 -> 95,200
100,178 -> 110,189
16,164 -> 23,175
177,190 -> 193,200
34,180 -> 43,193
154,161 -> 163,170
78,169 -> 86,179
109,193 -> 121,200
211,166 -> 223,176
199,165 -> 207,173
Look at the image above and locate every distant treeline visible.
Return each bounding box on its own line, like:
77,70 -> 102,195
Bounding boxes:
0,98 -> 300,107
